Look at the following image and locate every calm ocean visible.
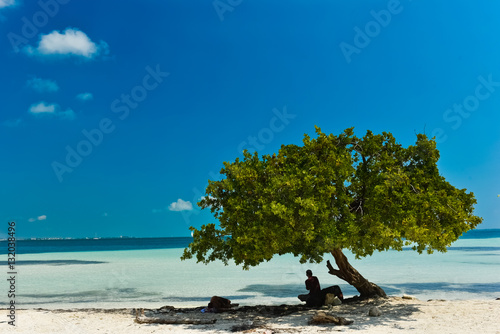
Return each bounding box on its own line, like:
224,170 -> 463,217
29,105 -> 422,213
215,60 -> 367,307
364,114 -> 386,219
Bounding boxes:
1,229 -> 499,309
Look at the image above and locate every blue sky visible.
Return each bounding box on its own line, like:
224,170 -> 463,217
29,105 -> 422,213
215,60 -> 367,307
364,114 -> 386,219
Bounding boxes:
1,0 -> 499,238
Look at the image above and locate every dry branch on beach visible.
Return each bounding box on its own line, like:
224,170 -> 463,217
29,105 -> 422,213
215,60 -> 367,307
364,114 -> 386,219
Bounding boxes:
309,311 -> 353,325
134,316 -> 217,325
134,308 -> 217,325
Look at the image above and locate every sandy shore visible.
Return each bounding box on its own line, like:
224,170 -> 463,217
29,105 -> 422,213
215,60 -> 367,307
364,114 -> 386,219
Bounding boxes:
2,297 -> 499,334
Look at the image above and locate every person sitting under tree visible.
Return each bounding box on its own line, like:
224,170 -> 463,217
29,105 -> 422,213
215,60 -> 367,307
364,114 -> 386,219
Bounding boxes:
298,270 -> 322,306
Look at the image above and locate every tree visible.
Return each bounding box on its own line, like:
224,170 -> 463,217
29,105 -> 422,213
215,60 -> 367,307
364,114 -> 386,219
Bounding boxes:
182,127 -> 482,298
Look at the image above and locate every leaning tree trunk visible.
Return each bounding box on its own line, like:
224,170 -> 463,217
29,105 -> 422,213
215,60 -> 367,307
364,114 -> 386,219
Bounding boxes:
326,248 -> 386,298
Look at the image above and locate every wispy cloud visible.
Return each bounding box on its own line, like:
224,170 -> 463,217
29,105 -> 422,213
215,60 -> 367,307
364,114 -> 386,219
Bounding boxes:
168,199 -> 193,212
0,0 -> 16,9
28,215 -> 47,222
76,92 -> 93,102
26,77 -> 59,93
29,101 -> 75,120
24,28 -> 109,60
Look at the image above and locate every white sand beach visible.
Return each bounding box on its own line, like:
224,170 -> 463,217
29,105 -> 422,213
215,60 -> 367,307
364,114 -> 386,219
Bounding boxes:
2,297 -> 499,334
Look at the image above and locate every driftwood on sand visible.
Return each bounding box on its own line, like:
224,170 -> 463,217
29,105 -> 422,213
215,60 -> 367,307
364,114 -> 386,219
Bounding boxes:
309,311 -> 353,326
135,316 -> 217,325
134,308 -> 217,325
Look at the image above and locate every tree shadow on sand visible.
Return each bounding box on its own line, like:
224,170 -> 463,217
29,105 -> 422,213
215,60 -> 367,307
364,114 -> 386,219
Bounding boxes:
139,297 -> 423,332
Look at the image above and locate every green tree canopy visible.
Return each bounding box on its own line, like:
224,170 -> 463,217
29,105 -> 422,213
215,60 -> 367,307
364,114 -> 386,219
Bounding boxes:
182,127 -> 482,297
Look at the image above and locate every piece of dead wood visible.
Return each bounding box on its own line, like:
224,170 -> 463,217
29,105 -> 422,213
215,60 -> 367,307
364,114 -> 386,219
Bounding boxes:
135,316 -> 217,325
135,310 -> 216,325
309,312 -> 353,326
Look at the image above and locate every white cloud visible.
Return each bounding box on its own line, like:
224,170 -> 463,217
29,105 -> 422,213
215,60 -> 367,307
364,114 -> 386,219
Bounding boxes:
27,77 -> 59,93
168,199 -> 193,212
0,0 -> 16,9
28,215 -> 47,222
24,28 -> 109,60
29,101 -> 56,114
28,101 -> 75,120
76,92 -> 93,101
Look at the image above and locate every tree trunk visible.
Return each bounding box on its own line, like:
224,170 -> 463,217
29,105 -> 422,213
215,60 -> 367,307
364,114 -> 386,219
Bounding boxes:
326,248 -> 386,298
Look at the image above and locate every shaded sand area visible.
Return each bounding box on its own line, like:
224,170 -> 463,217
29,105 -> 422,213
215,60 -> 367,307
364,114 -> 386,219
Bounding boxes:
2,297 -> 499,333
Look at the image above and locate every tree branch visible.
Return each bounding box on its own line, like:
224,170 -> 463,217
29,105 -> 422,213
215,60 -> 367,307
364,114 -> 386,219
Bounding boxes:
326,260 -> 344,279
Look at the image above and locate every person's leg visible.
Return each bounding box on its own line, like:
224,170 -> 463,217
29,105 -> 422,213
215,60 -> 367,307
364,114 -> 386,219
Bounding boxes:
307,292 -> 322,307
298,294 -> 309,302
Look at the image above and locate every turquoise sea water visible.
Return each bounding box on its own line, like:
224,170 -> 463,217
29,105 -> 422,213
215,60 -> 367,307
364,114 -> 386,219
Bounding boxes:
2,230 -> 499,309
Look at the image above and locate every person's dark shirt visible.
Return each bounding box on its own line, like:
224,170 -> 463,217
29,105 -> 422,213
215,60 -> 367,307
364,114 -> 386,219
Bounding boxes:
305,276 -> 321,294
